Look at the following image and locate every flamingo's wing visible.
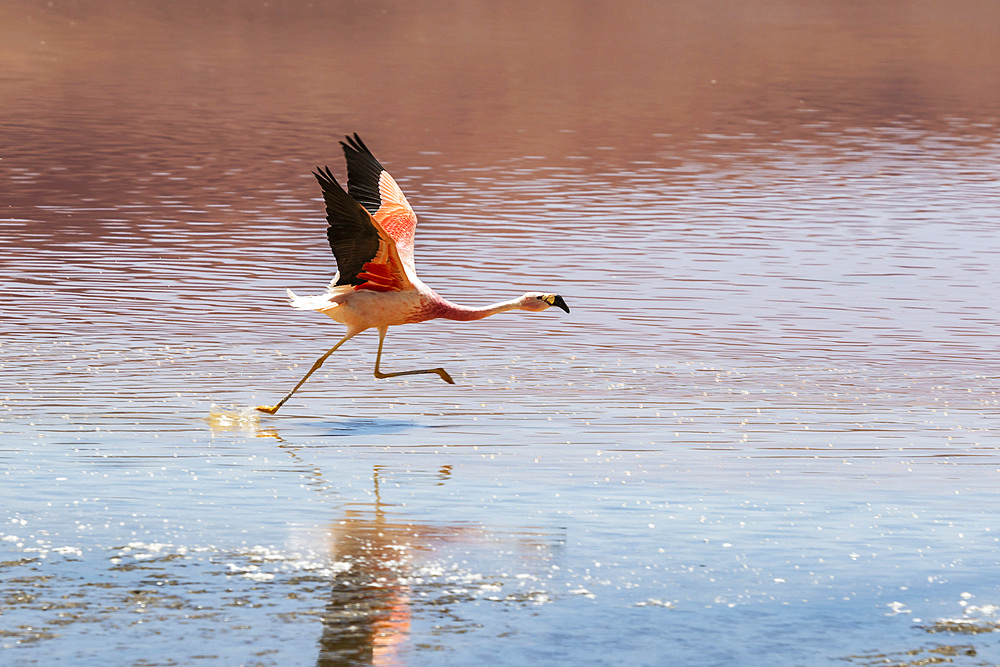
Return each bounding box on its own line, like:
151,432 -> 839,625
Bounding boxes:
340,134 -> 418,268
313,166 -> 412,293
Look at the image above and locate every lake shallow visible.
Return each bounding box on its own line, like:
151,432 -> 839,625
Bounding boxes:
3,1 -> 1000,665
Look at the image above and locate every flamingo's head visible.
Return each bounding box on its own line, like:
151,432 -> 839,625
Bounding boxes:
520,292 -> 570,313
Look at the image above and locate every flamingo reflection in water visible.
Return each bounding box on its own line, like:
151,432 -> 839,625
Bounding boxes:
312,465 -> 562,666
206,414 -> 563,662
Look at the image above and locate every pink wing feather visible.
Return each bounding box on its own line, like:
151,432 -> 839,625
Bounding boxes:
340,134 -> 419,271
374,171 -> 418,269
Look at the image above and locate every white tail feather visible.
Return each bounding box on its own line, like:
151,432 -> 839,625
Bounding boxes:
287,289 -> 334,311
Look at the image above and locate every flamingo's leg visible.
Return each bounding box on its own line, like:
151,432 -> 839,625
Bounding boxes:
256,332 -> 355,414
373,326 -> 455,384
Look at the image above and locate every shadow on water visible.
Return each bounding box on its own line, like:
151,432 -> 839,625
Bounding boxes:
302,419 -> 419,438
207,405 -> 419,439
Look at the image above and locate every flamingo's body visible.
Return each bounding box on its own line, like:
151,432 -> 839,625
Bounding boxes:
257,135 -> 568,414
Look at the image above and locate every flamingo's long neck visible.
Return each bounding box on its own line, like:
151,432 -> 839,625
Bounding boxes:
432,296 -> 522,322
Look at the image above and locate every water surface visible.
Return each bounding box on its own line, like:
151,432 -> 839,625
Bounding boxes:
3,1 -> 1000,665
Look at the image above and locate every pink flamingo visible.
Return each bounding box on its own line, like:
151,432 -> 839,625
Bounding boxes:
256,134 -> 569,414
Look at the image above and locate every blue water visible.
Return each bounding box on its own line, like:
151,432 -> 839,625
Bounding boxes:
4,1 -> 1000,665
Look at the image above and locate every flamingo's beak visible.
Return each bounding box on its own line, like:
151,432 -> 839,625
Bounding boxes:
544,294 -> 570,313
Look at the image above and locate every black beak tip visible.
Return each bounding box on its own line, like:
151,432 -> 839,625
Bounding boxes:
553,295 -> 570,313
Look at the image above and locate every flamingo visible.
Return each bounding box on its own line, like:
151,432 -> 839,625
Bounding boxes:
256,134 -> 569,414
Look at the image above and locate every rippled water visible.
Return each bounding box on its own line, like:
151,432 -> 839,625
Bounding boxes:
4,1 -> 1000,665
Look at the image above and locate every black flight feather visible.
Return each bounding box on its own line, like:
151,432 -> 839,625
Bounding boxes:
313,165 -> 380,287
339,133 -> 386,217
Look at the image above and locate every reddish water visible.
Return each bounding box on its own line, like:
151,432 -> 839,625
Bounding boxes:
3,2 -> 1000,665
